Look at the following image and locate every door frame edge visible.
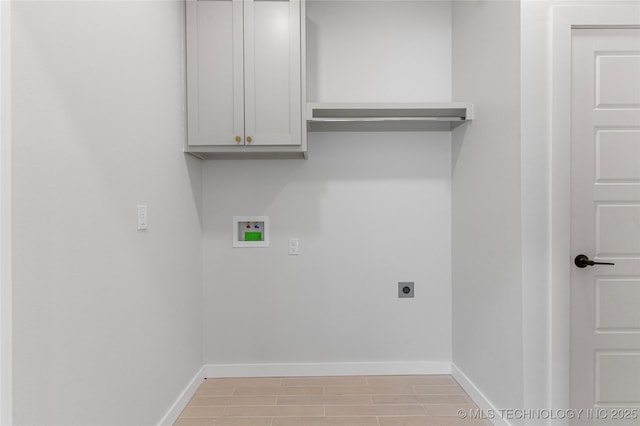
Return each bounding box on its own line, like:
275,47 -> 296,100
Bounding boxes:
550,3 -> 640,414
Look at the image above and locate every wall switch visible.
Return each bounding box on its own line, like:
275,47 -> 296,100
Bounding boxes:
288,238 -> 300,255
137,205 -> 148,230
398,282 -> 414,298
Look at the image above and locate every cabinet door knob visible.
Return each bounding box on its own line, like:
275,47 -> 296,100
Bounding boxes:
235,136 -> 242,143
246,136 -> 253,143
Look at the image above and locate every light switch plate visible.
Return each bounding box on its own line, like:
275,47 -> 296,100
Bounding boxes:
137,205 -> 148,230
289,238 -> 300,255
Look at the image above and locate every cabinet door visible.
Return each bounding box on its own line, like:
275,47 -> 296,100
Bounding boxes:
186,0 -> 244,146
244,0 -> 301,146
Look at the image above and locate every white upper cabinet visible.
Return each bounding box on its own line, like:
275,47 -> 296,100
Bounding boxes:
186,0 -> 244,147
245,0 -> 301,146
186,0 -> 304,158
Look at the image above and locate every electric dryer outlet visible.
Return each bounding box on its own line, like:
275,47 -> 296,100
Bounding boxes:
398,282 -> 414,298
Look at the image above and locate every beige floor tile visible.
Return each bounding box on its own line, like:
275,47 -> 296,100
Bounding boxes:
366,375 -> 456,386
423,404 -> 479,416
373,395 -> 471,405
325,404 -> 426,416
233,386 -> 323,396
180,406 -> 227,418
174,418 -> 216,426
176,375 -> 480,426
202,378 -> 282,387
272,417 -> 379,425
325,385 -> 415,395
211,418 -> 273,426
189,396 -> 277,406
195,387 -> 237,396
413,385 -> 465,395
223,405 -> 324,417
277,395 -> 373,406
418,395 -> 472,405
282,376 -> 368,386
378,416 -> 489,426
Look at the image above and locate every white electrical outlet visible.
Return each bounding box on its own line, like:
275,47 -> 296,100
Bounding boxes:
288,238 -> 299,255
137,205 -> 148,230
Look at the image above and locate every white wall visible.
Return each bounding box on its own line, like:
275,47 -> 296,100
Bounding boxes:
203,133 -> 452,368
11,1 -> 203,424
202,0 -> 454,371
520,0 -> 640,415
306,0 -> 452,103
521,0 -> 553,414
451,0 -> 524,414
0,0 -> 11,423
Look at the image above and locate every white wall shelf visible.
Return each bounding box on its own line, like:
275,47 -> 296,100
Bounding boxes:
306,102 -> 473,132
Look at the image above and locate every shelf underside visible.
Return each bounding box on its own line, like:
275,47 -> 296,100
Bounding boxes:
306,103 -> 473,132
307,120 -> 465,132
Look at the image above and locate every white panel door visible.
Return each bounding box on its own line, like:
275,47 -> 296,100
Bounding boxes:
244,0 -> 301,146
571,28 -> 640,424
186,0 -> 244,146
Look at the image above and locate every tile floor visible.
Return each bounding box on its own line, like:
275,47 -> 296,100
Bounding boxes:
174,375 -> 492,426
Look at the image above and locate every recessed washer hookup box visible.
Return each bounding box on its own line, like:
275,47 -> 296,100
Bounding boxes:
233,216 -> 269,248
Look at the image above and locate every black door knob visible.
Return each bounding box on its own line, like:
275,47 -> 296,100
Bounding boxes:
574,254 -> 615,268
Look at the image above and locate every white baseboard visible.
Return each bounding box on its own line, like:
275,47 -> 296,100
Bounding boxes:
157,365 -> 206,426
452,363 -> 509,426
204,361 -> 451,378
